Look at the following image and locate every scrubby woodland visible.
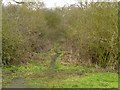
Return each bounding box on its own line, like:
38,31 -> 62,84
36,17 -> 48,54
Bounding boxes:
2,1 -> 119,88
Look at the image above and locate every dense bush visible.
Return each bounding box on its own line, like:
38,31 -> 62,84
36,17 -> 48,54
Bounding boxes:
2,2 -> 118,70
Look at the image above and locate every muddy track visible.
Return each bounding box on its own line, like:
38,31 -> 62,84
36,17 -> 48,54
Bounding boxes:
6,77 -> 30,88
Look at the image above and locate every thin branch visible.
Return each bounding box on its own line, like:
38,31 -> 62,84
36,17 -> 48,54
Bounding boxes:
12,0 -> 25,4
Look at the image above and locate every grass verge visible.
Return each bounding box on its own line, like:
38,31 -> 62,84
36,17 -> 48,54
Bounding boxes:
2,61 -> 118,88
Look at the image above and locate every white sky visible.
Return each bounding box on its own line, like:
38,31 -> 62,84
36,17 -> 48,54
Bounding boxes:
2,0 -> 78,8
42,0 -> 78,8
2,0 -> 119,8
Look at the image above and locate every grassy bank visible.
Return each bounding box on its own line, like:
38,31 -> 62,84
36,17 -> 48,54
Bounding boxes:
2,61 -> 118,88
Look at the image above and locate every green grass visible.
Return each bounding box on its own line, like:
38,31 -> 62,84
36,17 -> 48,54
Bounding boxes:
2,66 -> 19,87
52,73 -> 118,88
25,71 -> 118,88
2,61 -> 118,88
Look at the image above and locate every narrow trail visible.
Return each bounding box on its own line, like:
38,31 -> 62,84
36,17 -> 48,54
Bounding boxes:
6,77 -> 29,88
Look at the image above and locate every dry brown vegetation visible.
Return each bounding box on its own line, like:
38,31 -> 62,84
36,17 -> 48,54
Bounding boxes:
2,2 -> 118,71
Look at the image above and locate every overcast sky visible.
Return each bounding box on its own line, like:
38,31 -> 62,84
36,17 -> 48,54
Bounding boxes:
2,0 -> 79,8
2,0 -> 118,8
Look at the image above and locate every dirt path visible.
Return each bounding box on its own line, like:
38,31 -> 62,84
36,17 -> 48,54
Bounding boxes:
6,77 -> 30,88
